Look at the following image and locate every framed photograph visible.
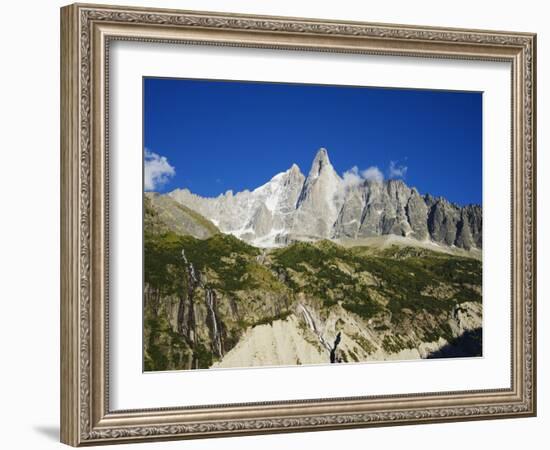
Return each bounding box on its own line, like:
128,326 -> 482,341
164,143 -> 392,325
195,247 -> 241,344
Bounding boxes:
60,3 -> 537,446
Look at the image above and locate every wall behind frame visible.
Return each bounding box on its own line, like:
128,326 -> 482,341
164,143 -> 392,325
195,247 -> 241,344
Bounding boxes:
0,1 -> 546,449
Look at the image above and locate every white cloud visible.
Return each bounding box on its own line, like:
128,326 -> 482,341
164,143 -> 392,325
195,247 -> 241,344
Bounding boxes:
339,161 -> 407,194
339,165 -> 384,198
389,160 -> 408,179
341,166 -> 363,189
361,166 -> 384,183
144,150 -> 175,191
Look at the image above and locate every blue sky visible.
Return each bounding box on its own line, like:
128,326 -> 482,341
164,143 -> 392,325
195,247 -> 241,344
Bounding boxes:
144,77 -> 482,206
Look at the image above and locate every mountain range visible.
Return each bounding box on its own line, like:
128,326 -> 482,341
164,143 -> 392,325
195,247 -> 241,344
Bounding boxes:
167,148 -> 482,250
143,147 -> 483,371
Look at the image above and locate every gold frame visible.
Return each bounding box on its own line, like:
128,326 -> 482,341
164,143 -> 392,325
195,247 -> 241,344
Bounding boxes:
60,3 -> 537,446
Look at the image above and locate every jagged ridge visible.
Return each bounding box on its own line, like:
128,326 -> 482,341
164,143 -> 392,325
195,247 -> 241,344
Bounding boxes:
167,148 -> 481,250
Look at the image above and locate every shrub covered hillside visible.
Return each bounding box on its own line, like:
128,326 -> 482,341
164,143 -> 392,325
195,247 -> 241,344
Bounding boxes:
143,197 -> 482,371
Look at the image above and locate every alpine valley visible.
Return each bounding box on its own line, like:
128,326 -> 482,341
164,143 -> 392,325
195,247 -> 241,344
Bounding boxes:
144,148 -> 482,371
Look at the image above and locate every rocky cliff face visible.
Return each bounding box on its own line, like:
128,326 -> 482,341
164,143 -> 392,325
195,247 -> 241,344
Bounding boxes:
291,148 -> 343,239
425,195 -> 482,250
168,148 -> 481,250
333,180 -> 482,250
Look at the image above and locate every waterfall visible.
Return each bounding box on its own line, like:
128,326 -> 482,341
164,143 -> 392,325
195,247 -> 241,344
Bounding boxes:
181,249 -> 199,284
298,304 -> 316,332
205,288 -> 223,357
181,248 -> 223,357
178,249 -> 198,343
297,304 -> 332,353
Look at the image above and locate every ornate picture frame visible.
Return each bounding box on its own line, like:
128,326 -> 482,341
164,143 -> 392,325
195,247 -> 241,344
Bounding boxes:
60,3 -> 536,446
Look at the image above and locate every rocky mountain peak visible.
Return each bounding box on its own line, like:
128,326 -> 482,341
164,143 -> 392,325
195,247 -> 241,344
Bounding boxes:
387,178 -> 406,187
309,147 -> 332,178
287,163 -> 304,179
293,148 -> 343,238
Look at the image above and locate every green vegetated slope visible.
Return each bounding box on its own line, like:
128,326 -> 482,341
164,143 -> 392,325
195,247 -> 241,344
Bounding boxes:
145,192 -> 219,238
143,198 -> 482,371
